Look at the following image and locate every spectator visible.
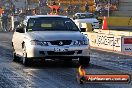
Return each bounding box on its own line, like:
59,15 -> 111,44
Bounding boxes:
94,0 -> 100,5
110,0 -> 117,4
100,6 -> 107,16
73,5 -> 79,13
67,5 -> 73,15
95,5 -> 101,16
95,0 -> 119,16
52,1 -> 56,5
32,9 -> 36,15
1,10 -> 9,31
85,2 -> 89,12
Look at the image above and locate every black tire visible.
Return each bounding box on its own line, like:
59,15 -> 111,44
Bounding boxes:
22,57 -> 32,66
79,56 -> 90,67
12,46 -> 20,62
13,52 -> 19,62
63,59 -> 73,65
63,59 -> 72,62
40,59 -> 45,66
22,44 -> 32,66
77,76 -> 84,84
76,73 -> 85,84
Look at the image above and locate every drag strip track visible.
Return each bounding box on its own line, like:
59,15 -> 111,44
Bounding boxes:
0,32 -> 131,88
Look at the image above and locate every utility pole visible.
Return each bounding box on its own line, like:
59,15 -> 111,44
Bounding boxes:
38,0 -> 41,14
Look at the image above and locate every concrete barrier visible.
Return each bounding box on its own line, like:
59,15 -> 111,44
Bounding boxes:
82,32 -> 132,53
80,22 -> 132,55
94,29 -> 132,36
113,36 -> 122,52
83,32 -> 97,47
81,23 -> 93,32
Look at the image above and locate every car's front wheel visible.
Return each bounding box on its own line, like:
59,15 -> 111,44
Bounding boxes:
63,58 -> 72,62
13,51 -> 19,62
12,45 -> 20,62
79,56 -> 90,67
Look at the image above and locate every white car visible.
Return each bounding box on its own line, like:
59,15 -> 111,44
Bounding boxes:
12,15 -> 90,66
73,12 -> 99,29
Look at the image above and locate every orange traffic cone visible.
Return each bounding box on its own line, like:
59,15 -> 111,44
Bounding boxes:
102,16 -> 108,30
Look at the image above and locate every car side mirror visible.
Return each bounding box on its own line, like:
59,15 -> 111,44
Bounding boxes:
73,17 -> 75,20
73,16 -> 77,20
16,27 -> 25,33
80,28 -> 86,32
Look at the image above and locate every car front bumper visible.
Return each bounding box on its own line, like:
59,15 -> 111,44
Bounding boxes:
26,45 -> 90,58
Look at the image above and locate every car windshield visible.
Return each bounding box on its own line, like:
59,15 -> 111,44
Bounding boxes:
77,13 -> 95,19
27,17 -> 79,31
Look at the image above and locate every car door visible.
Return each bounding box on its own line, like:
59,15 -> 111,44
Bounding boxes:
13,26 -> 25,56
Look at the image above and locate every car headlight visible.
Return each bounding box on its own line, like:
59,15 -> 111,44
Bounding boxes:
73,40 -> 88,45
73,40 -> 80,45
31,40 -> 48,46
80,40 -> 88,45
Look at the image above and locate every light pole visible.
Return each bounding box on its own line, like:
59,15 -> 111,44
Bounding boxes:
25,0 -> 26,10
107,1 -> 110,17
78,0 -> 80,12
25,0 -> 28,10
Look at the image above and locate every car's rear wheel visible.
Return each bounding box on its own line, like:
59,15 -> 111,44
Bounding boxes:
79,56 -> 90,67
22,44 -> 32,66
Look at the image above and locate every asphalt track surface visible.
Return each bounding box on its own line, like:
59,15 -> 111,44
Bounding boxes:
0,32 -> 131,88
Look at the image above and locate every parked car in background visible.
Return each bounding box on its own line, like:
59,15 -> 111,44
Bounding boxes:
12,15 -> 90,66
73,12 -> 99,29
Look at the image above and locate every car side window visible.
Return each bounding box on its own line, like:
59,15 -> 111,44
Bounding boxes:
15,26 -> 25,33
27,19 -> 36,29
76,14 -> 81,19
15,21 -> 26,33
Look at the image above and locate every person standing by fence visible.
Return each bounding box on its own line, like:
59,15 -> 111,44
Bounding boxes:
85,2 -> 89,12
1,10 -> 9,32
0,7 -> 4,31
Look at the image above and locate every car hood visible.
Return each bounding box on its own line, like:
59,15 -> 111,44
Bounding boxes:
74,18 -> 98,23
26,31 -> 85,41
